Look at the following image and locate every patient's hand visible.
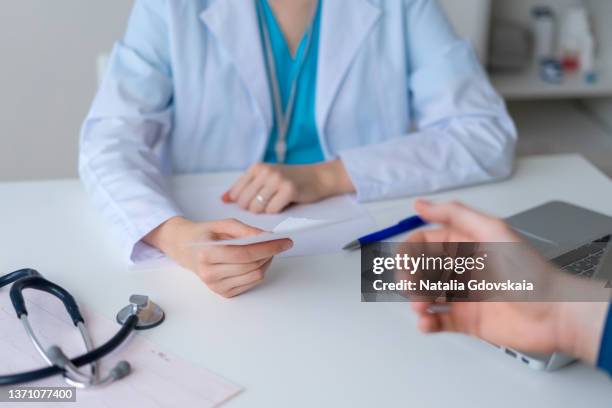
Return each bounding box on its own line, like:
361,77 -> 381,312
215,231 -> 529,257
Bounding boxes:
144,217 -> 293,298
223,160 -> 355,214
408,200 -> 608,365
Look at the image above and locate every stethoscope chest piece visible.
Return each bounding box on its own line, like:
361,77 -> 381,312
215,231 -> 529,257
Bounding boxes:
116,294 -> 165,330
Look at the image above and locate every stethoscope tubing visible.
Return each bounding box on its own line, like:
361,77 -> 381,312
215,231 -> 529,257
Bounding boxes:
0,268 -> 40,288
9,275 -> 99,385
0,314 -> 138,386
256,0 -> 319,164
10,276 -> 84,325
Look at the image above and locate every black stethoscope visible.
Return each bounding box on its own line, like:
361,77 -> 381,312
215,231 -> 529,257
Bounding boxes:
0,269 -> 165,388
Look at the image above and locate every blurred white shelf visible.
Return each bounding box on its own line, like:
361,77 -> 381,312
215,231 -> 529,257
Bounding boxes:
491,65 -> 612,100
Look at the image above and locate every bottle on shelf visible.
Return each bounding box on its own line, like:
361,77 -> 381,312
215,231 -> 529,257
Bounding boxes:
531,6 -> 557,62
559,1 -> 597,83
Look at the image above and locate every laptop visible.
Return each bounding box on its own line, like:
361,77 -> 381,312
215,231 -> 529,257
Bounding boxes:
498,201 -> 612,371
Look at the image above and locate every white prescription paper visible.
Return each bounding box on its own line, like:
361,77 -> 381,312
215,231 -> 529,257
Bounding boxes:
0,291 -> 241,407
188,216 -> 357,250
173,185 -> 376,257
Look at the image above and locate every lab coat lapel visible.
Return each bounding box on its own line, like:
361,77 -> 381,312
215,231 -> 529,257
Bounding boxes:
316,0 -> 381,135
200,0 -> 273,130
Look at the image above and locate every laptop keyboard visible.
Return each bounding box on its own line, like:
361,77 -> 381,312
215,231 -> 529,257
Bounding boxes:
553,235 -> 610,278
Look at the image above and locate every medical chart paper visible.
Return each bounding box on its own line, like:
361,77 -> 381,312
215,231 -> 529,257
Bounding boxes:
172,185 -> 377,257
0,290 -> 241,407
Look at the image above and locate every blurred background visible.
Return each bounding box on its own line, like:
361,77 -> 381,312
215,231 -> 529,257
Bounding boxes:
1,0 -> 611,181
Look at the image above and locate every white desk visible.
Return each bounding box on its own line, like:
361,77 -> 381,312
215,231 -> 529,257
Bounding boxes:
1,154 -> 612,407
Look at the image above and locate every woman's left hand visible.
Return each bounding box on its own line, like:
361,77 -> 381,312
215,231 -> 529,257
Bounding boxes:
222,160 -> 355,214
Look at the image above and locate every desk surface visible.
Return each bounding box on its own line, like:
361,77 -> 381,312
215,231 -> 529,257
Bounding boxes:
1,154 -> 612,407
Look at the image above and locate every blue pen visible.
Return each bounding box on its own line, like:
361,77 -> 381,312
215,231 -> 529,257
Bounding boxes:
342,215 -> 428,250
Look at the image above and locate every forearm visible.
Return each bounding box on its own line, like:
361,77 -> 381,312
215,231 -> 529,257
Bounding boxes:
337,118 -> 516,202
79,141 -> 182,262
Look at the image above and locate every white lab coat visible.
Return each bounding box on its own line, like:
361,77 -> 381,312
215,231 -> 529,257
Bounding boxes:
79,0 -> 517,262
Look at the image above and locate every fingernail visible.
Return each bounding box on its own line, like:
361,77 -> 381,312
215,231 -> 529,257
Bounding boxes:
221,191 -> 231,203
426,304 -> 451,314
282,240 -> 294,251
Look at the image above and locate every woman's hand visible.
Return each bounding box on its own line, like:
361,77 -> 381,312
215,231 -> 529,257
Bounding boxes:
408,199 -> 608,365
222,160 -> 355,214
144,217 -> 293,298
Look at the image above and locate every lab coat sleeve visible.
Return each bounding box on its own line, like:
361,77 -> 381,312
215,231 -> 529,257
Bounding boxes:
79,0 -> 182,262
338,0 -> 517,202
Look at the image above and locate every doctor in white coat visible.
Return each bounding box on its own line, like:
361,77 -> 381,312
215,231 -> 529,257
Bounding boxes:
80,0 -> 516,297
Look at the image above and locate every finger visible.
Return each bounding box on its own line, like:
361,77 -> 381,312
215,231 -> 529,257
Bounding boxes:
208,218 -> 263,238
208,257 -> 272,280
412,300 -> 460,332
265,182 -> 295,214
224,281 -> 262,298
436,312 -> 461,333
206,239 -> 293,264
249,183 -> 278,214
414,199 -> 504,236
427,304 -> 473,334
418,315 -> 442,333
221,266 -> 266,291
217,260 -> 272,294
228,167 -> 257,201
410,301 -> 433,314
407,226 -> 477,245
406,228 -> 452,243
237,170 -> 271,209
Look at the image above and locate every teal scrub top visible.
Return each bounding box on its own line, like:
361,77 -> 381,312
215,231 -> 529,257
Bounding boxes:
258,0 -> 325,165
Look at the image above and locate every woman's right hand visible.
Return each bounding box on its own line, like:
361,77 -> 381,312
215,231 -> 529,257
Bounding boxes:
144,217 -> 293,298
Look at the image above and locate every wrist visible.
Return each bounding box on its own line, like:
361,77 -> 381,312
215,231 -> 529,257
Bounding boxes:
144,216 -> 193,255
314,160 -> 355,198
556,301 -> 608,365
